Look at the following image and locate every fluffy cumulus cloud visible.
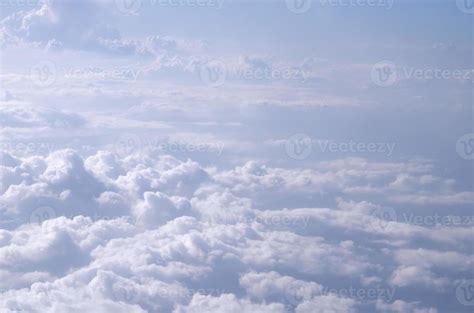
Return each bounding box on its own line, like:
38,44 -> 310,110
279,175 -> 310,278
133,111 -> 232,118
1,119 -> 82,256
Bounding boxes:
0,148 -> 472,312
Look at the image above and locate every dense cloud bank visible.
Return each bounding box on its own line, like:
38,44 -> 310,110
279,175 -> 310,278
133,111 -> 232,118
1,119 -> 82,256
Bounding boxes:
0,149 -> 472,312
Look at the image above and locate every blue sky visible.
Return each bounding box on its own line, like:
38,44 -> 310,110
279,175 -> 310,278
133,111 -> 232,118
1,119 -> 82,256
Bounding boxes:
0,0 -> 473,312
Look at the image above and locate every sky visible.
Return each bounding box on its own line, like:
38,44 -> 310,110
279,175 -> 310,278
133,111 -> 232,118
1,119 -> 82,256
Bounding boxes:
0,0 -> 473,312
